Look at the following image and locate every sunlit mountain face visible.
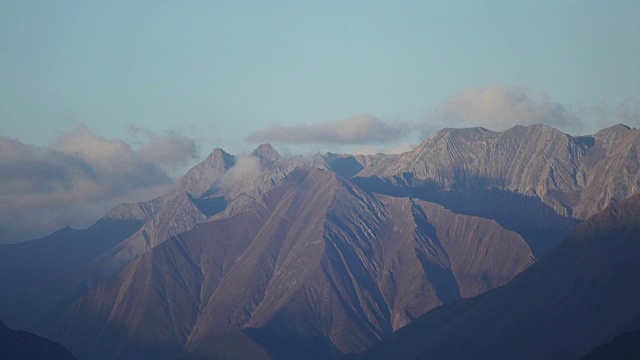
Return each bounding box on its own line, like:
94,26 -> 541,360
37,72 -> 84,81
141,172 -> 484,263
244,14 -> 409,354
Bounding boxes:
360,193 -> 640,360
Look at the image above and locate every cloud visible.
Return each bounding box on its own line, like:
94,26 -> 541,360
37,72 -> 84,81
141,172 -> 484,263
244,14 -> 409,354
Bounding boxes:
617,98 -> 640,127
0,126 -> 199,243
128,125 -> 200,172
218,155 -> 262,189
425,85 -> 582,134
576,97 -> 640,130
248,114 -> 409,144
355,142 -> 415,155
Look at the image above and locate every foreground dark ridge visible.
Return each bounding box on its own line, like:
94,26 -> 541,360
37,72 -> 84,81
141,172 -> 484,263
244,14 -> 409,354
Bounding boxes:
360,194 -> 640,360
580,327 -> 640,360
0,319 -> 76,360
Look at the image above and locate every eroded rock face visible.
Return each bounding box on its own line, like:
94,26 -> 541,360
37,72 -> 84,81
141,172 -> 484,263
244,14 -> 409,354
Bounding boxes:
358,124 -> 640,217
356,124 -> 640,254
51,168 -> 532,359
361,194 -> 640,360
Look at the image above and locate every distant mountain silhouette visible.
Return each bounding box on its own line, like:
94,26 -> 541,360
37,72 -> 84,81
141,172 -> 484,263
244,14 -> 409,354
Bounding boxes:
0,218 -> 142,329
0,319 -> 76,360
580,327 -> 640,360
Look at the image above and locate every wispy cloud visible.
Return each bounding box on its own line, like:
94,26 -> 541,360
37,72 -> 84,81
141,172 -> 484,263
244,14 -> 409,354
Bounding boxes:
424,85 -> 582,134
576,97 -> 640,131
128,125 -> 200,173
0,126 -> 199,243
248,114 -> 409,144
217,155 -> 262,189
249,86 -> 629,150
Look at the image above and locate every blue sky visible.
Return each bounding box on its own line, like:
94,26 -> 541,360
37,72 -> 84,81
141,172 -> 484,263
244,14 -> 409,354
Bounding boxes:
2,1 -> 639,152
1,1 -> 639,241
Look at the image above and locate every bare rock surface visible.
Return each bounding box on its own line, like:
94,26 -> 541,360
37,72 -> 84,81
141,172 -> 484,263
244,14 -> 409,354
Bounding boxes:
50,168 -> 532,359
360,194 -> 640,360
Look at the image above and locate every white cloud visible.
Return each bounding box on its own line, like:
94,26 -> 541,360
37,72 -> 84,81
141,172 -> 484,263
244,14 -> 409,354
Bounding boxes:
248,114 -> 409,144
425,85 -> 582,134
218,155 -> 262,189
0,126 -> 199,243
576,97 -> 640,131
128,125 -> 200,172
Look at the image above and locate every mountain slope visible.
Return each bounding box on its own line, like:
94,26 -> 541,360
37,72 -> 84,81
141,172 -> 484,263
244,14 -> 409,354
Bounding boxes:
0,319 -> 76,360
49,167 -> 532,360
355,124 -> 640,255
0,218 -> 142,329
580,327 -> 640,360
575,125 -> 640,218
93,144 -> 330,279
360,193 -> 640,360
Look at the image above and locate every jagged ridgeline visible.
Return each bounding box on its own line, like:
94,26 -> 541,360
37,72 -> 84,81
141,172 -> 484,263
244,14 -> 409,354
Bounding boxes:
0,124 -> 638,360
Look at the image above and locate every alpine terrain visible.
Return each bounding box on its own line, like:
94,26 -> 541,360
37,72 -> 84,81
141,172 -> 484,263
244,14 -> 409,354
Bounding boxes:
0,124 -> 638,359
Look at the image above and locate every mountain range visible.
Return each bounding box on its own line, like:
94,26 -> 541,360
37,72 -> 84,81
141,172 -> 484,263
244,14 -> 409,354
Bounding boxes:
0,123 -> 638,359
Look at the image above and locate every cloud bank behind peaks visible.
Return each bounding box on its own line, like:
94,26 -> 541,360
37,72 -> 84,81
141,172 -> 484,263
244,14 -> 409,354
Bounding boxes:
428,85 -> 581,133
248,114 -> 409,144
0,126 -> 199,243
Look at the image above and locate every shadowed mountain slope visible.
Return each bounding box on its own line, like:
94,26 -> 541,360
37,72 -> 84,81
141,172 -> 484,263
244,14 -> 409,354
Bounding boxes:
580,327 -> 640,360
355,124 -> 640,255
48,167 -> 532,360
0,218 -> 142,329
360,194 -> 640,360
0,319 -> 76,360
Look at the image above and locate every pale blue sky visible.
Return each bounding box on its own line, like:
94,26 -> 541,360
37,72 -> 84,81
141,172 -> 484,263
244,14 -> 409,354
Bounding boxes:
1,0 -> 640,242
1,0 -> 639,154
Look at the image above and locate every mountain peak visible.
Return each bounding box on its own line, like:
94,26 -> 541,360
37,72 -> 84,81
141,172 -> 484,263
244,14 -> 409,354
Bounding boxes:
594,123 -> 634,140
252,143 -> 281,161
590,124 -> 637,154
209,147 -> 232,159
601,123 -> 632,132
